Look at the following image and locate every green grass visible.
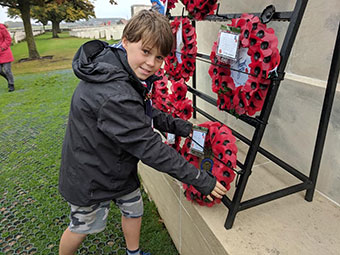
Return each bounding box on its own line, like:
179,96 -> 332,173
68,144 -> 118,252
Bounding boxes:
11,32 -> 117,75
0,34 -> 178,254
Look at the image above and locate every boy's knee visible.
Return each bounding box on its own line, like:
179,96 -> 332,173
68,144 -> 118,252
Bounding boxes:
68,227 -> 87,236
115,189 -> 144,218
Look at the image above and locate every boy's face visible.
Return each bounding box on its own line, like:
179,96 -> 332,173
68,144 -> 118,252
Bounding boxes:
122,38 -> 165,80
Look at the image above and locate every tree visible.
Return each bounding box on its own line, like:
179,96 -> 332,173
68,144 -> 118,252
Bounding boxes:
31,0 -> 95,38
0,0 -> 115,59
0,0 -> 56,59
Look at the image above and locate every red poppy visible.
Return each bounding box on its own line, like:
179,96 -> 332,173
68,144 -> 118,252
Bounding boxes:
209,14 -> 280,116
173,98 -> 193,120
181,0 -> 218,20
161,0 -> 178,10
181,121 -> 237,207
170,79 -> 187,100
165,17 -> 197,82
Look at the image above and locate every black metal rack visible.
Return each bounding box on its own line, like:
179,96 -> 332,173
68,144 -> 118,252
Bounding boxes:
170,0 -> 339,229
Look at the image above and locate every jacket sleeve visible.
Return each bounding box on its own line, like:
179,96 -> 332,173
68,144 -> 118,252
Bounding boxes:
0,26 -> 12,51
97,94 -> 216,195
152,107 -> 192,137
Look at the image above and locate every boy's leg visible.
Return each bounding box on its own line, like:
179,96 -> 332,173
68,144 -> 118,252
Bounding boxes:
59,201 -> 110,254
59,227 -> 87,255
114,189 -> 144,252
121,215 -> 142,251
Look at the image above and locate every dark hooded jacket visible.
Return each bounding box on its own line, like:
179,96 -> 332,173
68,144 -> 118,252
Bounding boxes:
59,40 -> 216,206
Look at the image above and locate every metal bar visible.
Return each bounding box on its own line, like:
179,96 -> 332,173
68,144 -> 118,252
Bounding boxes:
196,52 -> 210,60
186,85 -> 216,105
239,182 -> 312,211
196,52 -> 258,77
194,106 -> 309,182
195,107 -> 251,145
171,11 -> 293,22
222,195 -> 232,209
194,107 -> 244,169
257,147 -> 310,182
192,20 -> 197,119
225,0 -> 309,229
305,22 -> 340,201
187,86 -> 261,127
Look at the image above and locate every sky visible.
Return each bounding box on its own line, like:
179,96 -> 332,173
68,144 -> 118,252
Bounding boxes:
0,0 -> 152,23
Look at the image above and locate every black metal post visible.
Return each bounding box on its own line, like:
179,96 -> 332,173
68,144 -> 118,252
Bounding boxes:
305,23 -> 340,201
224,0 -> 308,229
192,20 -> 197,119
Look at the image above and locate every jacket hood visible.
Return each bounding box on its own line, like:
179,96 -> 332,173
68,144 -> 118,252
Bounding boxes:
72,40 -> 161,96
72,40 -> 131,84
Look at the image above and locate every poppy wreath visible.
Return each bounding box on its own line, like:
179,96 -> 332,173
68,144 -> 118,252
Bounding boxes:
164,17 -> 197,82
181,121 -> 237,207
181,0 -> 219,20
166,78 -> 193,151
168,78 -> 193,121
161,0 -> 178,10
209,13 -> 280,116
152,71 -> 194,152
152,68 -> 170,113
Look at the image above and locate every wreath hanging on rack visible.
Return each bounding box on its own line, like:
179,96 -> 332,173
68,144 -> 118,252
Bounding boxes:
152,71 -> 193,152
152,68 -> 170,113
164,17 -> 197,81
152,72 -> 237,207
181,121 -> 237,207
181,0 -> 219,20
209,13 -> 280,116
161,0 -> 178,10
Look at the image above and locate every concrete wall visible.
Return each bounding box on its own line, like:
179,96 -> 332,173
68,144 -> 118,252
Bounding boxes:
131,4 -> 151,17
168,0 -> 340,204
9,30 -> 45,44
69,25 -> 125,40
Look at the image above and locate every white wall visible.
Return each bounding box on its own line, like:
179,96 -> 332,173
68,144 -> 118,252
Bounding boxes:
171,0 -> 340,203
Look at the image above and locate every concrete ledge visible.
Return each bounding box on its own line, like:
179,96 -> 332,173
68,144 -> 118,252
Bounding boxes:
139,162 -> 228,255
139,140 -> 340,255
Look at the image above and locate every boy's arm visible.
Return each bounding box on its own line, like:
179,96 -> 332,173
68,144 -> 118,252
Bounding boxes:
152,107 -> 192,137
98,95 -> 218,196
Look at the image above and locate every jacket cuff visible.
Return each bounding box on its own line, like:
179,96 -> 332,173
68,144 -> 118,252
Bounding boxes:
193,170 -> 216,195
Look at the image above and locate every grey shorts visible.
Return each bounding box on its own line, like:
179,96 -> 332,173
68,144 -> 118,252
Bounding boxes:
68,189 -> 144,234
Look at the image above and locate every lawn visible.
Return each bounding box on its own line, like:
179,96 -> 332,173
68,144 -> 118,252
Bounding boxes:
0,33 -> 178,254
11,32 -> 117,75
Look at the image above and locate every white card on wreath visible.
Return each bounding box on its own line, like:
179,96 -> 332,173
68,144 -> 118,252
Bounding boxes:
217,31 -> 240,60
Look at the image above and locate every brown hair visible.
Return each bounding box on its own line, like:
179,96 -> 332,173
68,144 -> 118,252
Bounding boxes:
122,10 -> 174,57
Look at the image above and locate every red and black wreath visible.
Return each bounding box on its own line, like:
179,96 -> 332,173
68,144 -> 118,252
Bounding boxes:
153,70 -> 193,152
209,13 -> 280,116
181,0 -> 219,20
181,121 -> 237,207
164,17 -> 197,82
152,68 -> 170,113
161,0 -> 178,10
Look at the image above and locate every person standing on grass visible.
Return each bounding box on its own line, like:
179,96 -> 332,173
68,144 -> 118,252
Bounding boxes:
58,10 -> 227,255
0,23 -> 15,92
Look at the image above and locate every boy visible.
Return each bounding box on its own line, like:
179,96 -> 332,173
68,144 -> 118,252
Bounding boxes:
58,10 -> 226,255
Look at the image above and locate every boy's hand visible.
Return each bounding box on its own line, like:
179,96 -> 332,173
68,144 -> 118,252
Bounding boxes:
206,181 -> 227,201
